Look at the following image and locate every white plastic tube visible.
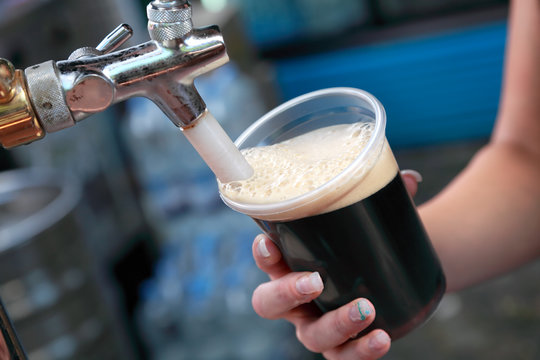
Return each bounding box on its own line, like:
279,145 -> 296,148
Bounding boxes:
181,111 -> 253,183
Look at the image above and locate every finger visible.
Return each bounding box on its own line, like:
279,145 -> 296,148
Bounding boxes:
294,299 -> 376,353
252,234 -> 291,280
400,169 -> 423,197
252,271 -> 323,319
324,329 -> 391,360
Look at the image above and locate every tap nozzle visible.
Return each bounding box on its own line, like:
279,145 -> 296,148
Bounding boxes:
143,0 -> 229,127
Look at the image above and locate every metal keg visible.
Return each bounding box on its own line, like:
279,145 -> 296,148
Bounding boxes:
0,168 -> 127,360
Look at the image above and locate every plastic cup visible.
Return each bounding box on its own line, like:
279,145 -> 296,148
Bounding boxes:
220,87 -> 445,339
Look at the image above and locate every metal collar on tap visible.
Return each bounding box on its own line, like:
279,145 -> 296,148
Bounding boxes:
147,0 -> 193,43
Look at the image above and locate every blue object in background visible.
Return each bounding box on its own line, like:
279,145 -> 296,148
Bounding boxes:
273,22 -> 507,148
234,0 -> 371,48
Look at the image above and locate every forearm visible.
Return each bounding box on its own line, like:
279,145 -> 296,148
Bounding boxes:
419,143 -> 540,292
417,0 -> 540,293
493,0 -> 540,156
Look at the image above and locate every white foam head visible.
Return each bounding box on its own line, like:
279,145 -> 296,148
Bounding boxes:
219,88 -> 397,221
221,122 -> 377,202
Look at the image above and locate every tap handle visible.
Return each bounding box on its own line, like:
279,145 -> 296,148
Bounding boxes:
96,24 -> 134,54
69,24 -> 134,60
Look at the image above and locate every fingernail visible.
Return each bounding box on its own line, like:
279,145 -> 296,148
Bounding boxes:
296,272 -> 323,295
256,235 -> 271,258
401,169 -> 423,183
350,299 -> 372,322
369,331 -> 391,351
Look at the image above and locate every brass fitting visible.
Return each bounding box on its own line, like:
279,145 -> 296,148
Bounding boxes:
0,59 -> 44,149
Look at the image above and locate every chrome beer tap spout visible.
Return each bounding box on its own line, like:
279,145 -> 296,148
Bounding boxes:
0,0 -> 229,148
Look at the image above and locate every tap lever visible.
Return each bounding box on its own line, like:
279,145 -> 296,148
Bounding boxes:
69,24 -> 134,60
96,24 -> 134,54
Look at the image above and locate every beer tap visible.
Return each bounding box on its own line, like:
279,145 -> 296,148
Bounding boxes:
0,2 -> 242,358
0,0 -> 229,149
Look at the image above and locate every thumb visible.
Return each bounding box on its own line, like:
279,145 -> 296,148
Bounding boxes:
400,169 -> 422,198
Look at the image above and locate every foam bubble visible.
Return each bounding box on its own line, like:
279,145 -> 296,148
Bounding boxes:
219,122 -> 378,204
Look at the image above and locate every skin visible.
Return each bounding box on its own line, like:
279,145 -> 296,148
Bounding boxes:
250,0 -> 540,358
0,336 -> 7,360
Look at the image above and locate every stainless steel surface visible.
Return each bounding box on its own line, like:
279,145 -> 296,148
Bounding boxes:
25,61 -> 75,133
52,24 -> 227,127
0,168 -> 127,360
147,0 -> 193,43
59,0 -> 225,127
96,24 -> 134,54
68,24 -> 134,61
0,169 -> 80,250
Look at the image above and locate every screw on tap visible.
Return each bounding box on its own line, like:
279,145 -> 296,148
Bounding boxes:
147,0 -> 193,43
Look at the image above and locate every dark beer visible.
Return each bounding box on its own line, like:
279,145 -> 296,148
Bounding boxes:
254,173 -> 445,339
219,88 -> 446,339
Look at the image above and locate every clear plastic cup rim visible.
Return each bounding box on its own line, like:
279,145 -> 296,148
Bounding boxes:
220,87 -> 387,221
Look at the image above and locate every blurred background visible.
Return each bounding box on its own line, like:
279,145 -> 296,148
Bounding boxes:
0,0 -> 538,359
